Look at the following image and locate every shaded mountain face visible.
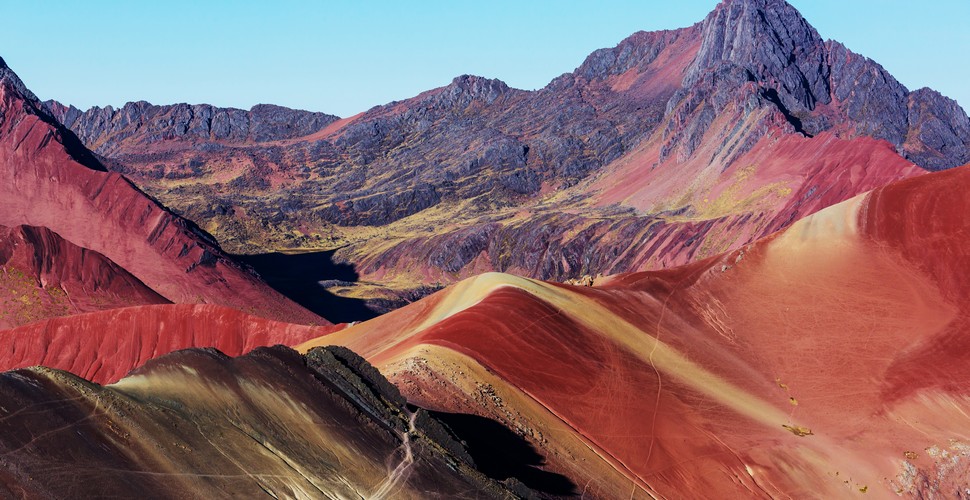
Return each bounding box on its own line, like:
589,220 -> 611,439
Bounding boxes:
0,345 -> 533,498
42,0 -> 970,307
0,57 -> 327,325
0,224 -> 169,328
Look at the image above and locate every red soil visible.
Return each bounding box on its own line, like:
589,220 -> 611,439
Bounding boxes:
585,127 -> 925,271
1,161 -> 965,496
0,304 -> 342,384
0,72 -> 326,325
858,166 -> 970,404
0,224 -> 168,328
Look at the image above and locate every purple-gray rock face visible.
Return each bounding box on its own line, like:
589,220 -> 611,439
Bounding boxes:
906,87 -> 970,170
826,41 -> 909,140
665,0 -> 970,170
42,100 -> 340,154
686,0 -> 830,113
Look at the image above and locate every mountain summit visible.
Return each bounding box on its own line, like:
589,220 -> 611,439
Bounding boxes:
672,0 -> 970,169
3,3 -> 970,497
36,0 -> 970,310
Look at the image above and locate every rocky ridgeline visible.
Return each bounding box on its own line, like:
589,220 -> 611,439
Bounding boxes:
37,0 -> 970,285
661,0 -> 970,169
43,100 -> 340,153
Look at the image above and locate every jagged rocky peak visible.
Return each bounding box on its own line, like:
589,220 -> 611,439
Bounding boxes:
688,0 -> 830,112
0,57 -> 40,105
42,99 -> 341,151
574,28 -> 698,81
824,40 -> 908,141
906,87 -> 970,170
445,74 -> 510,105
656,0 -> 970,170
0,56 -> 13,80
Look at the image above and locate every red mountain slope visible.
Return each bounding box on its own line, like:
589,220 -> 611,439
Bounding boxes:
2,162 -> 967,496
0,58 -> 326,325
296,162 -> 970,498
0,304 -> 342,384
0,224 -> 168,328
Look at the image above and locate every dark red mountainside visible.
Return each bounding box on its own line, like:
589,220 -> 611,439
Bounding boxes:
0,224 -> 168,328
0,346 -> 535,498
3,1 -> 969,497
45,0 -> 969,311
0,57 -> 328,325
0,304 -> 343,384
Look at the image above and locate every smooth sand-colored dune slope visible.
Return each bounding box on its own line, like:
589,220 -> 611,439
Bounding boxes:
299,163 -> 970,498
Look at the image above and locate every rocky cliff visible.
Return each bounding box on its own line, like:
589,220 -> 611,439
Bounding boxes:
44,100 -> 340,154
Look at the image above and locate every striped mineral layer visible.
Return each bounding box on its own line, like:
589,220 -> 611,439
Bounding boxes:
2,162 -> 969,497
296,164 -> 970,498
1,0 -> 969,497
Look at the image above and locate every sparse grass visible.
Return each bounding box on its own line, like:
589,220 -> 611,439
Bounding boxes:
0,266 -> 67,325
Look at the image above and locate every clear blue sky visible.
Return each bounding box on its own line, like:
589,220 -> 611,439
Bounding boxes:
1,1 -> 966,117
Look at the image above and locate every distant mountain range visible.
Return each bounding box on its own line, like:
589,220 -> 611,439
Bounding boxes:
40,0 -> 970,315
